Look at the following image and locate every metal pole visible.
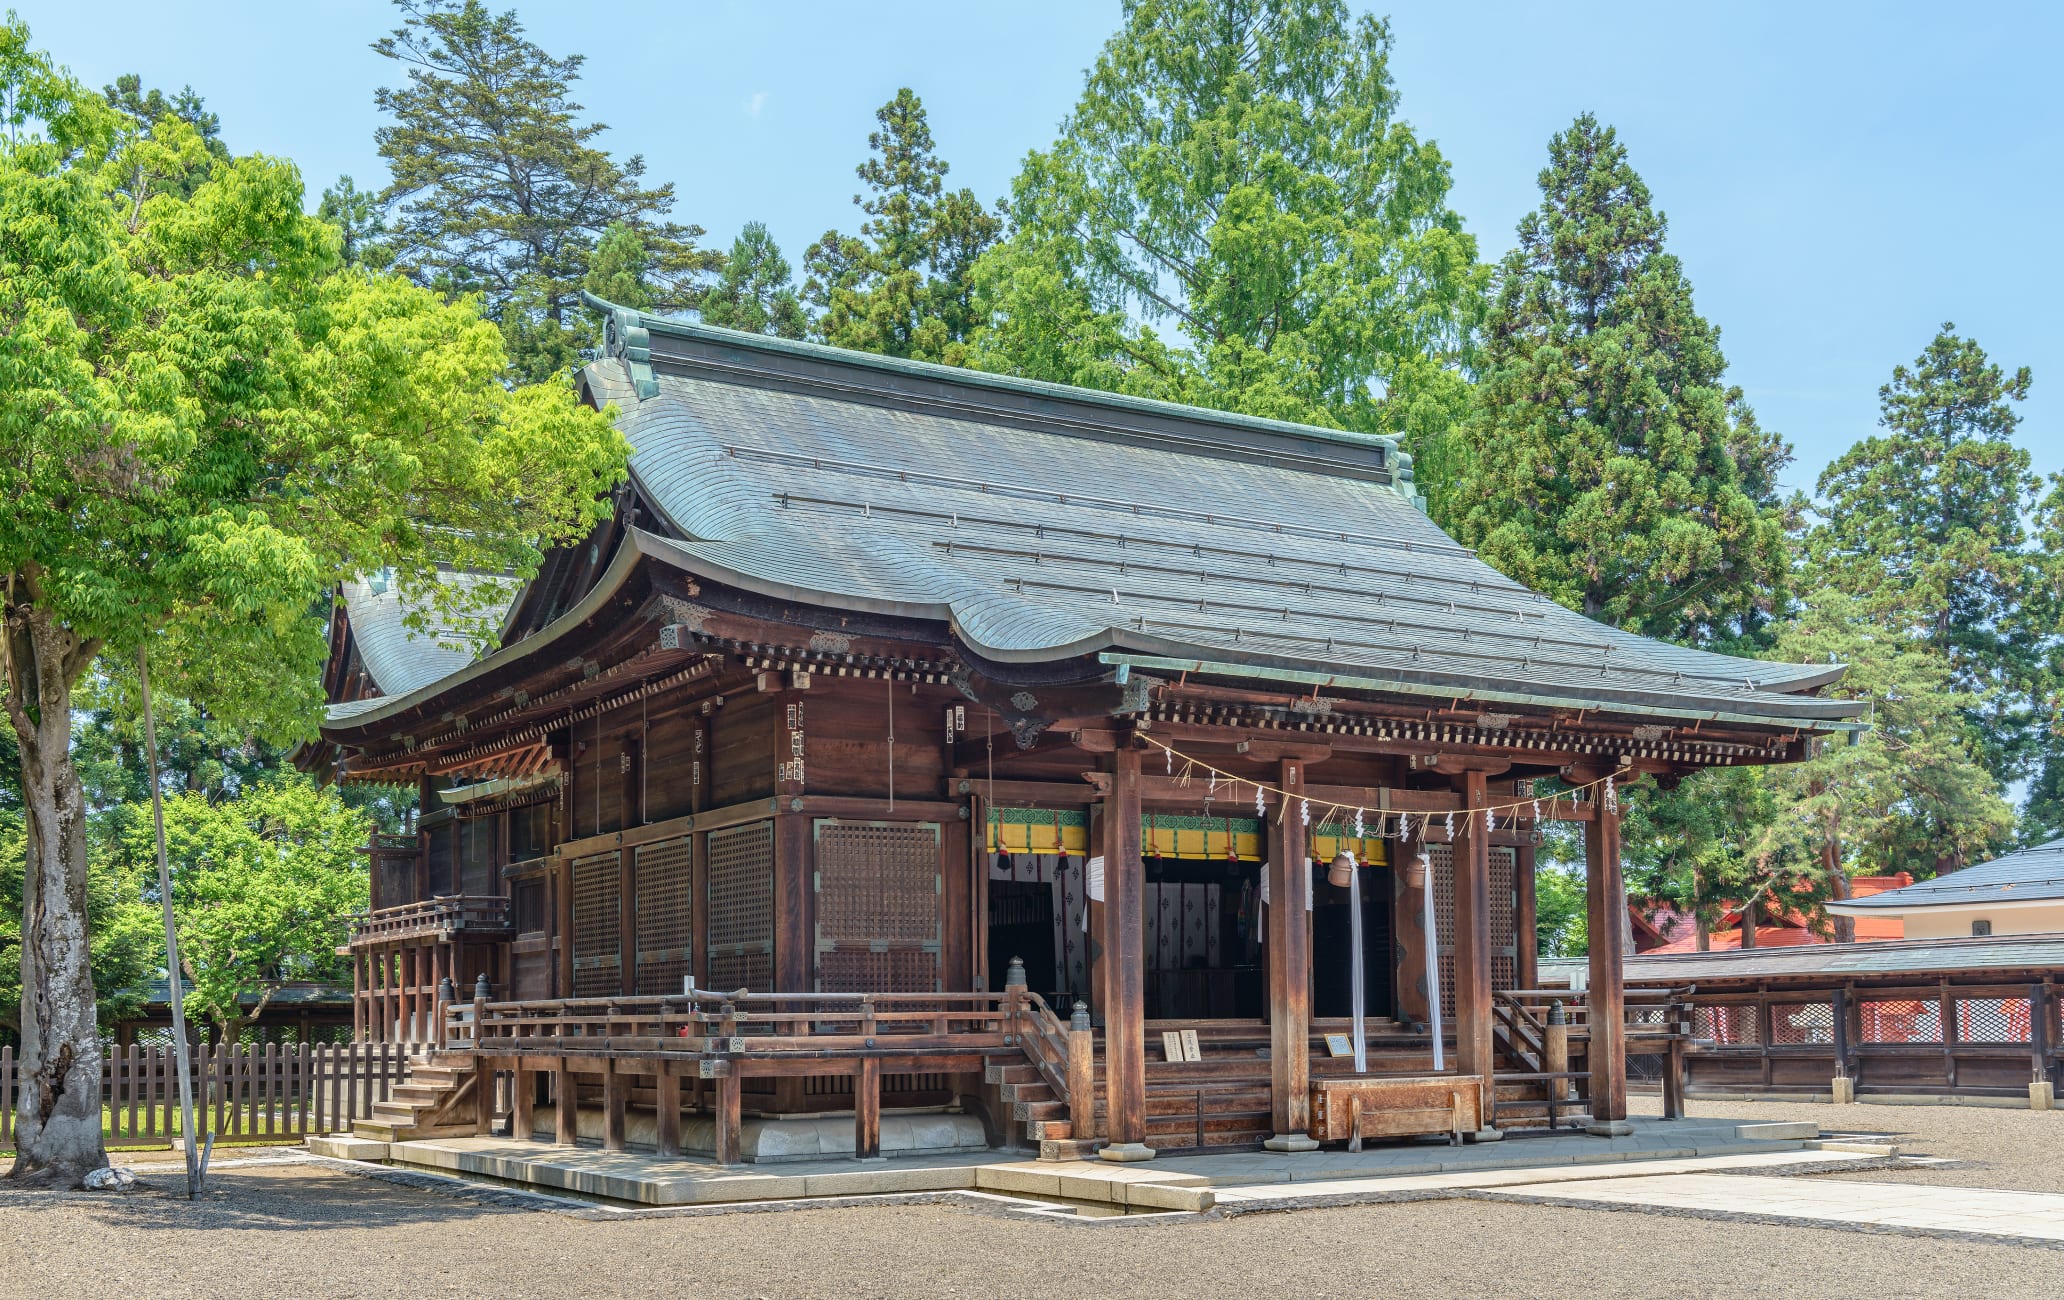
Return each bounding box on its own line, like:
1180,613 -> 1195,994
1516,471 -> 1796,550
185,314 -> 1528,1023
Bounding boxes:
139,643 -> 206,1198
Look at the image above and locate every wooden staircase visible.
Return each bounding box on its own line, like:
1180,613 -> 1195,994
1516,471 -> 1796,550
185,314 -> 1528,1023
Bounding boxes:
351,1049 -> 481,1143
1001,1018 -> 1459,1157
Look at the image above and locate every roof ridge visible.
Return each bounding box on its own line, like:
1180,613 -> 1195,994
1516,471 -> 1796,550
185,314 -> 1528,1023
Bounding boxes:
581,291 -> 1415,476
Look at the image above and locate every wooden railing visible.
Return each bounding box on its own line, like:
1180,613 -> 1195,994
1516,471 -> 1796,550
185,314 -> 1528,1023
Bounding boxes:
460,989 -> 1023,1057
1009,989 -> 1095,1141
1492,986 -> 1695,1122
347,895 -> 512,948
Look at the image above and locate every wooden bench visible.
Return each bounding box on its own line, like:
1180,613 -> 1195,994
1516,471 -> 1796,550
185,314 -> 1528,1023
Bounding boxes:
1307,1074 -> 1485,1151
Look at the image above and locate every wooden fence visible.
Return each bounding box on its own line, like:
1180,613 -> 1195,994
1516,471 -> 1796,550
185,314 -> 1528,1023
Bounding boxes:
0,1042 -> 411,1148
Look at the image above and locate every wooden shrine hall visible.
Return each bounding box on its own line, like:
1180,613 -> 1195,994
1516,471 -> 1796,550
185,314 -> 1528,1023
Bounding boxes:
309,297 -> 1866,1162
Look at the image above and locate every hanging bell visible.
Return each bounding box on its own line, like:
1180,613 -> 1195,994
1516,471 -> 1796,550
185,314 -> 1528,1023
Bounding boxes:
1402,851 -> 1429,891
1327,850 -> 1357,889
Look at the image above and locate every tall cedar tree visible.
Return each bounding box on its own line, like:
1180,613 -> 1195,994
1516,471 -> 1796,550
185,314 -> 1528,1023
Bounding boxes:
1811,325 -> 2058,793
803,89 -> 999,362
1450,114 -> 1792,646
0,21 -> 625,1183
701,221 -> 807,339
969,0 -> 1480,443
372,0 -> 716,382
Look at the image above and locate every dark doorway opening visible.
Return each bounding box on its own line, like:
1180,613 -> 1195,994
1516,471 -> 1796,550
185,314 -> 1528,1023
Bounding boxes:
988,878 -> 1058,1002
1143,856 -> 1263,1019
1313,865 -> 1394,1020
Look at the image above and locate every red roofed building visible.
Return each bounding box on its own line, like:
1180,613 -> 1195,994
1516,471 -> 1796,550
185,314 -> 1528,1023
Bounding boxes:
1634,874 -> 1912,953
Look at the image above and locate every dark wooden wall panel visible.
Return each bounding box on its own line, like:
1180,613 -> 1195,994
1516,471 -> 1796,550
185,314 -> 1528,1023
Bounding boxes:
713,693 -> 777,807
644,707 -> 703,822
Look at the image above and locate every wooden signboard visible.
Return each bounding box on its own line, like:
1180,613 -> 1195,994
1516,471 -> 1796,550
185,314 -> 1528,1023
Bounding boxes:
1160,1030 -> 1204,1063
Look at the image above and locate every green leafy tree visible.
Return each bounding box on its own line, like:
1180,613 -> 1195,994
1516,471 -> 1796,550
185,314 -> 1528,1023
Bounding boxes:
1811,325 -> 2054,787
700,221 -> 806,338
117,773 -> 368,1044
1533,863 -> 1588,957
1447,113 -> 1793,646
316,174 -> 391,269
0,20 -> 625,1183
372,0 -> 716,381
803,88 -> 999,361
968,0 -> 1480,442
101,74 -> 227,200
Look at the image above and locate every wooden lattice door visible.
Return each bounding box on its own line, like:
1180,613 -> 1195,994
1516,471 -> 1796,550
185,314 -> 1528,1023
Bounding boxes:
569,850 -> 622,996
633,835 -> 694,995
706,821 -> 773,992
813,820 -> 941,993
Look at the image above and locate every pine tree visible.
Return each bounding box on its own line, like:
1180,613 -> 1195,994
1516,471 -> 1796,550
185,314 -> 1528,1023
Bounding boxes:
371,0 -> 716,381
316,175 -> 391,269
700,221 -> 806,338
968,0 -> 1481,440
101,74 -> 227,199
803,88 -> 999,361
1811,325 -> 2054,787
1447,114 -> 1793,646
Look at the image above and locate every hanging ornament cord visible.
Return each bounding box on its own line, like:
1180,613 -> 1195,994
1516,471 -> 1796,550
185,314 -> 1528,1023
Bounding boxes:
1421,838 -> 1444,1074
1349,856 -> 1366,1074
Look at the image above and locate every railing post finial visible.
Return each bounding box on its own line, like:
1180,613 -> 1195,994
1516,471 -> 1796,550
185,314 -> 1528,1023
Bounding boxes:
1070,1000 -> 1092,1032
1005,956 -> 1027,991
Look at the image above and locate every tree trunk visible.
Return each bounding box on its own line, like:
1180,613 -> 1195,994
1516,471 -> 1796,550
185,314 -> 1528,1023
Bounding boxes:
4,595 -> 106,1185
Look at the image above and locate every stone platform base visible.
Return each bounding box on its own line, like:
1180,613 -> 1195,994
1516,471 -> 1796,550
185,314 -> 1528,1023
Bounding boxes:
524,1106 -> 987,1163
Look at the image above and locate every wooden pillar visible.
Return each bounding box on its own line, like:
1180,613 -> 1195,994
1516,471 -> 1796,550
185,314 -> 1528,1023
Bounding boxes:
1392,818 -> 1429,1025
1099,747 -> 1150,1160
713,1070 -> 742,1165
1265,759 -> 1314,1148
555,852 -> 575,1000
513,1062 -> 535,1141
773,812 -> 811,993
1515,839 -> 1539,993
554,1061 -> 577,1145
602,1063 -> 627,1152
404,946 -> 420,1044
1585,775 -> 1629,1129
656,1072 -> 682,1157
854,1057 -> 881,1159
1086,804 -> 1107,1025
351,952 -> 365,1043
1452,770 -> 1495,1119
940,814 -> 971,993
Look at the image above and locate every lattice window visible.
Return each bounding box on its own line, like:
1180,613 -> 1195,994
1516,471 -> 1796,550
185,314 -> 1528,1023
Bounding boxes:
814,820 -> 941,994
1490,846 -> 1516,994
633,836 -> 694,996
1694,1004 -> 1761,1045
1770,1003 -> 1835,1044
1860,998 -> 1941,1043
1957,998 -> 2032,1043
570,851 -> 622,997
707,822 -> 774,993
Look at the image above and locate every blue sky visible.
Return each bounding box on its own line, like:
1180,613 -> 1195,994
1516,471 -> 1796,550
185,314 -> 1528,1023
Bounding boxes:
21,1 -> 2061,495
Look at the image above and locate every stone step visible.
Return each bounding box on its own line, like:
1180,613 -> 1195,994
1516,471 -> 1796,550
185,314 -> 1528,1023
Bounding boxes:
1026,1119 -> 1074,1141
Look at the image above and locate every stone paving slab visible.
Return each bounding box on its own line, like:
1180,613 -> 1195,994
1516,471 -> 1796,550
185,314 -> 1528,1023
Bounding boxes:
1471,1173 -> 2064,1247
1211,1148 -> 1878,1209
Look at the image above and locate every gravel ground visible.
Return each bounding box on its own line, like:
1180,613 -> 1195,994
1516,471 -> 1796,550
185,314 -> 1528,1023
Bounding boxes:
4,1158 -> 2064,1300
1631,1093 -> 2064,1193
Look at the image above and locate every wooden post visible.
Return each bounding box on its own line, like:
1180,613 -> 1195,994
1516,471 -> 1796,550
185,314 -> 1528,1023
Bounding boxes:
1066,1014 -> 1096,1142
714,1069 -> 742,1165
1515,839 -> 1539,993
1392,816 -> 1429,1026
656,1071 -> 682,1157
351,953 -> 365,1043
1099,747 -> 1151,1161
513,1062 -> 535,1141
1265,759 -> 1315,1150
602,1063 -> 627,1152
1452,769 -> 1495,1126
554,1061 -> 577,1145
854,1057 -> 881,1159
1584,775 -> 1629,1131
